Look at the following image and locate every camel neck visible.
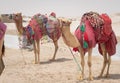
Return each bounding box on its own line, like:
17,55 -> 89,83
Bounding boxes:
15,20 -> 24,35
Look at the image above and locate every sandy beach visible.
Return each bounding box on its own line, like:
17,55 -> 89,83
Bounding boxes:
0,14 -> 120,83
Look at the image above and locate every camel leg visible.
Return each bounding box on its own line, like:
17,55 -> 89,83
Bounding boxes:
98,44 -> 107,77
88,48 -> 93,80
105,54 -> 111,78
50,40 -> 58,60
33,41 -> 37,64
0,37 -> 4,57
0,37 -> 5,75
78,46 -> 85,80
36,40 -> 40,64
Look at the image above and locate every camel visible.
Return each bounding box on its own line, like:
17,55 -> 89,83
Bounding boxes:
10,13 -> 79,64
0,16 -> 7,75
73,12 -> 117,80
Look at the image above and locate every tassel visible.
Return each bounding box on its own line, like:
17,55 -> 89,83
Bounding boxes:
83,40 -> 88,48
80,23 -> 85,32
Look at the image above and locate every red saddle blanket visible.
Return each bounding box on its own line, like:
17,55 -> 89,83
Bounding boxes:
0,22 -> 7,40
101,14 -> 112,36
74,20 -> 96,53
96,13 -> 117,56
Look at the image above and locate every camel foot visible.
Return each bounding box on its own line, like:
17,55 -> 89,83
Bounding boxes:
105,74 -> 110,78
34,61 -> 38,64
77,75 -> 83,81
88,75 -> 94,81
49,58 -> 55,61
98,74 -> 103,78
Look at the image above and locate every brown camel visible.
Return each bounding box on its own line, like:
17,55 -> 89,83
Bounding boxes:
73,12 -> 117,80
10,13 -> 79,64
0,16 -> 6,75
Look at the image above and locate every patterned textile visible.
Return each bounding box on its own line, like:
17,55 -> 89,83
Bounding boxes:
101,14 -> 112,36
79,12 -> 117,56
27,14 -> 61,42
28,14 -> 48,40
97,13 -> 117,56
46,16 -> 59,33
81,12 -> 104,29
25,26 -> 34,44
45,16 -> 61,40
74,20 -> 96,53
0,22 -> 7,40
98,31 -> 117,56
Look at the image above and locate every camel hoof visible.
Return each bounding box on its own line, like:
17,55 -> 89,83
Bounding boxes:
105,74 -> 110,78
89,76 -> 94,81
34,61 -> 38,64
77,75 -> 83,81
49,58 -> 55,61
98,75 -> 102,78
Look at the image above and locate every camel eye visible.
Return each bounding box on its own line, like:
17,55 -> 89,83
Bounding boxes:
63,21 -> 65,24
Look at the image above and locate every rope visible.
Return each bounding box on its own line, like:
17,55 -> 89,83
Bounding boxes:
68,47 -> 82,72
20,48 -> 26,65
18,36 -> 26,65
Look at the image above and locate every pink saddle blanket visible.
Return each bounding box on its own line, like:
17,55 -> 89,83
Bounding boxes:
0,22 -> 7,40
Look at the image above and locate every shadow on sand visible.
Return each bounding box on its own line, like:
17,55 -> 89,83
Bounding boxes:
40,58 -> 72,64
94,73 -> 120,80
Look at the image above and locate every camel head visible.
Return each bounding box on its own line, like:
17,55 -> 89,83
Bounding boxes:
58,18 -> 80,48
9,13 -> 23,35
58,18 -> 72,32
59,18 -> 71,27
10,13 -> 23,23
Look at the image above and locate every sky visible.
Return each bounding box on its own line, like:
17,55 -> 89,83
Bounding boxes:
0,0 -> 120,17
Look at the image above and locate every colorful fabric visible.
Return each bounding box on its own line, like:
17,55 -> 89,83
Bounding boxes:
0,22 -> 7,40
98,31 -> 117,56
82,12 -> 104,29
50,12 -> 56,17
101,13 -> 112,36
46,16 -> 61,40
25,26 -> 34,44
47,28 -> 61,41
28,14 -> 48,40
27,14 -> 61,42
46,16 -> 59,33
73,12 -> 117,56
84,12 -> 117,56
74,20 -> 96,53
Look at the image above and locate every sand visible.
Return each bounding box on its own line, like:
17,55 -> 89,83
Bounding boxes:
0,15 -> 120,83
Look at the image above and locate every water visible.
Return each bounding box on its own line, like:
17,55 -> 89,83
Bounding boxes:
4,35 -> 120,60
4,35 -> 19,49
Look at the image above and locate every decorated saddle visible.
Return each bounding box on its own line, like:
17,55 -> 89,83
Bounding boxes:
74,11 -> 117,56
0,22 -> 6,75
45,16 -> 61,40
25,14 -> 48,41
25,13 -> 61,43
0,22 -> 7,40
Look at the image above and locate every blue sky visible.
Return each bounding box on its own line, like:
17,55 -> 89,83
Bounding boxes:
0,0 -> 120,17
